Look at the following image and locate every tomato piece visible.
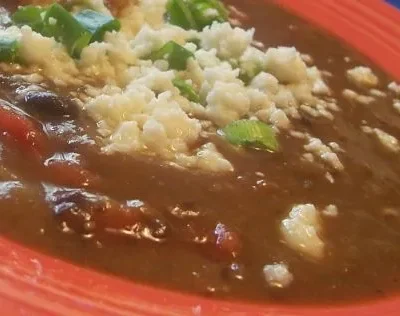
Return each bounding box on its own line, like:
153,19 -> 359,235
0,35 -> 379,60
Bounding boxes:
213,223 -> 242,258
45,160 -> 101,189
194,222 -> 242,261
0,105 -> 49,161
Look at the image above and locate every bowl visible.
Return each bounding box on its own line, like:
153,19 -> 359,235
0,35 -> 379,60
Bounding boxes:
1,0 -> 399,314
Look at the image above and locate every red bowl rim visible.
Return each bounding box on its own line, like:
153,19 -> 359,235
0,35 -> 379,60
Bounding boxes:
1,0 -> 400,315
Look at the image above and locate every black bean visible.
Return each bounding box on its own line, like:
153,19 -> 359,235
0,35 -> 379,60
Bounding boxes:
22,91 -> 79,118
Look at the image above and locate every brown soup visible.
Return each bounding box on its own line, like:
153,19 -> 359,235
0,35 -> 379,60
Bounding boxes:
0,0 -> 399,305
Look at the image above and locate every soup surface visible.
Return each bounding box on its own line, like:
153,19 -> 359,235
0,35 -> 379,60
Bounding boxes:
0,0 -> 400,305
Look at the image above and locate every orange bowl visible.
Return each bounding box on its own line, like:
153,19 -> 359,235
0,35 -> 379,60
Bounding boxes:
1,0 -> 400,314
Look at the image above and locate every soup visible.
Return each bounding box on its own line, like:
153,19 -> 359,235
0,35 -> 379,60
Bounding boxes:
0,0 -> 399,305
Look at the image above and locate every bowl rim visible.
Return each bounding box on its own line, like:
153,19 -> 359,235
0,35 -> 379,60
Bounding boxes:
1,236 -> 400,316
1,0 -> 400,315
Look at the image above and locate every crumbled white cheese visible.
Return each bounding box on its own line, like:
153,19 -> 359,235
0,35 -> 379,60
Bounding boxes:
302,153 -> 315,162
307,66 -> 330,95
394,100 -> 400,114
325,172 -> 335,184
343,89 -> 375,105
347,66 -> 378,88
194,49 -> 220,68
265,47 -> 308,83
177,143 -> 233,172
388,81 -> 400,95
0,7 -> 10,25
329,142 -> 343,152
118,1 -> 145,39
263,263 -> 294,288
199,62 -> 241,98
272,88 -> 297,110
19,26 -> 80,86
281,204 -> 324,260
290,131 -> 307,139
250,72 -> 280,94
206,81 -> 250,126
267,108 -> 291,129
139,0 -> 168,27
200,22 -> 254,59
131,24 -> 192,58
301,54 -> 313,65
322,204 -> 338,217
91,88 -> 202,159
369,89 -> 386,98
240,46 -> 267,76
304,137 -> 344,171
362,126 -> 400,153
79,32 -> 137,86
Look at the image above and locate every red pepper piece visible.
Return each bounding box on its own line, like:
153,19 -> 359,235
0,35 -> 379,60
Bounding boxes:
0,105 -> 49,161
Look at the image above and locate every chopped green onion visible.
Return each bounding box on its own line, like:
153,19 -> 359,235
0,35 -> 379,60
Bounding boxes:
173,78 -> 200,103
208,0 -> 229,20
187,37 -> 201,48
239,66 -> 262,85
11,5 -> 45,33
190,0 -> 228,30
74,9 -> 121,43
42,4 -> 92,57
149,41 -> 193,71
0,38 -> 19,63
12,4 -> 121,58
166,0 -> 228,31
166,0 -> 198,30
220,120 -> 279,152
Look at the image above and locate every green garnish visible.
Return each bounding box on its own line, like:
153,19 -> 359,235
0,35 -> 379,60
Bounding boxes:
173,78 -> 200,102
11,5 -> 45,33
11,4 -> 120,58
220,120 -> 279,152
190,0 -> 228,30
166,0 -> 228,31
187,37 -> 201,48
239,66 -> 262,85
149,41 -> 193,71
0,38 -> 19,63
74,9 -> 121,43
42,4 -> 92,57
166,0 -> 198,30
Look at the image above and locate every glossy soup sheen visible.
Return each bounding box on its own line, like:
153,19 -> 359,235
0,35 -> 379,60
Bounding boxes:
1,0 -> 400,305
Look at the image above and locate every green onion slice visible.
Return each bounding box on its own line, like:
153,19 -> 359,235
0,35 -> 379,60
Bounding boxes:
220,120 -> 279,152
190,0 -> 228,30
166,0 -> 228,31
0,38 -> 19,63
173,77 -> 200,103
187,37 -> 201,48
166,0 -> 198,30
149,41 -> 193,71
12,4 -> 121,58
208,0 -> 229,20
11,5 -> 45,33
239,65 -> 263,85
42,4 -> 92,57
74,9 -> 121,43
